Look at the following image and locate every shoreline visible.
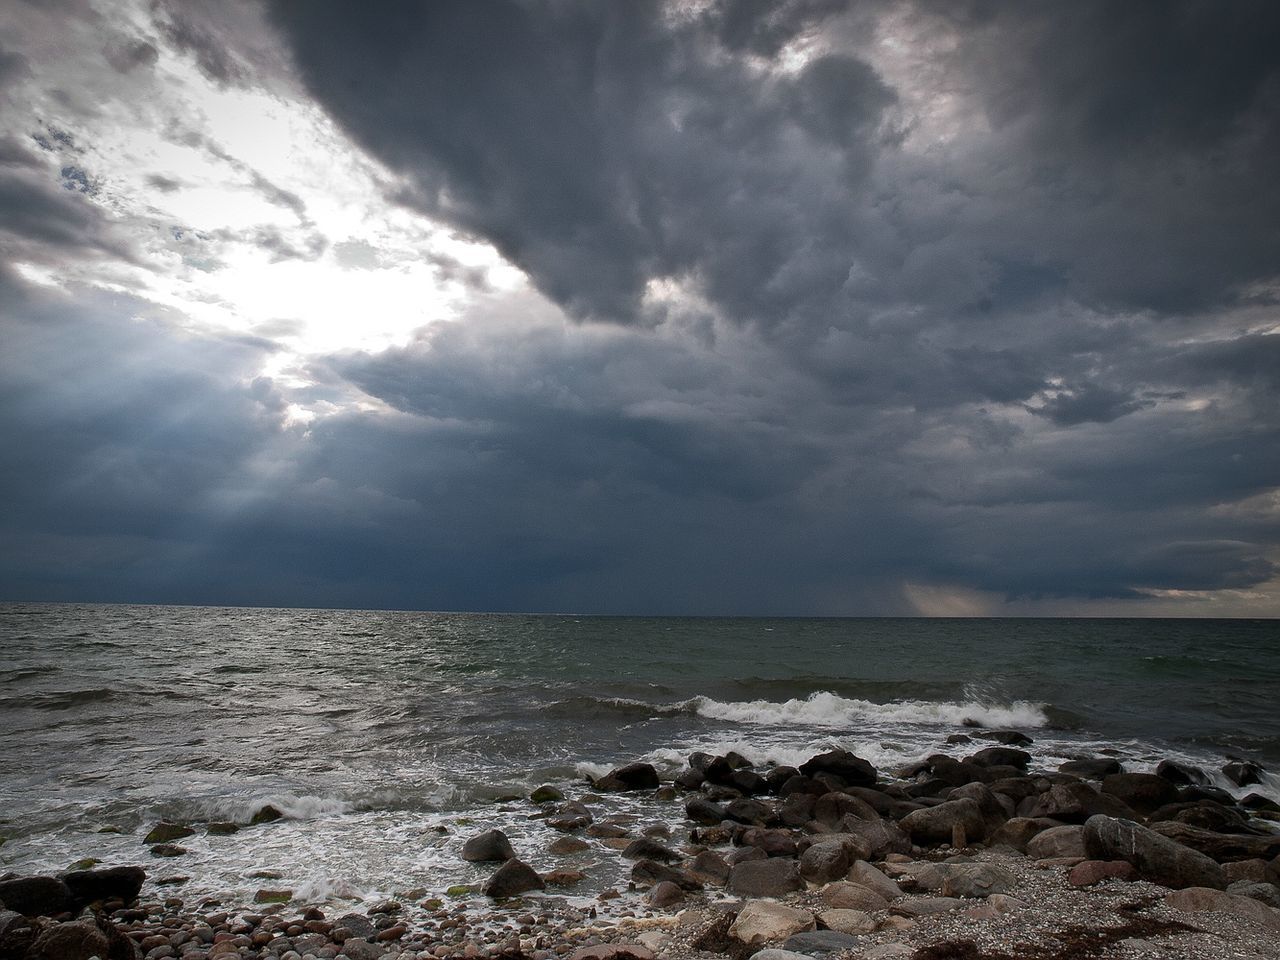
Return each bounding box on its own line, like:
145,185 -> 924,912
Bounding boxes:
4,734 -> 1280,960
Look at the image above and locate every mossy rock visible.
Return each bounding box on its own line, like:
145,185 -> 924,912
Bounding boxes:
420,898 -> 443,910
445,884 -> 478,897
254,889 -> 293,904
145,822 -> 195,844
250,805 -> 284,825
67,858 -> 101,871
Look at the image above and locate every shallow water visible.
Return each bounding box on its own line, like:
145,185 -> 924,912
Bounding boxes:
1,604 -> 1277,907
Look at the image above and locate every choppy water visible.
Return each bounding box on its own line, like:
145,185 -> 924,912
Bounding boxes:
1,604 -> 1277,908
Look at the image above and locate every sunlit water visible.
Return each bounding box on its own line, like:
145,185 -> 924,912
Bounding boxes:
1,604 -> 1277,911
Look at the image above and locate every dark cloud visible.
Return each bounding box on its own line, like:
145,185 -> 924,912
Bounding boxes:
151,0 -> 251,87
103,37 -> 159,73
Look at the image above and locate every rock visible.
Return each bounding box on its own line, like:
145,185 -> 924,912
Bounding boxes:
253,889 -> 292,903
567,946 -> 655,960
1222,758 -> 1264,788
838,819 -> 911,859
1101,774 -> 1178,815
621,837 -> 681,861
338,938 -> 383,960
977,730 -> 1034,746
731,769 -> 770,796
206,822 -> 238,835
739,828 -> 798,858
1027,825 -> 1087,860
988,817 -> 1059,852
687,850 -> 730,885
1025,783 -> 1134,823
727,858 -> 804,897
849,861 -> 903,900
798,750 -> 877,788
630,859 -> 697,890
0,877 -> 75,916
483,859 -> 543,898
251,804 -> 284,824
1149,800 -> 1250,833
816,909 -> 875,935
685,797 -> 728,826
530,785 -> 564,803
586,822 -> 627,839
549,836 -> 590,855
149,844 -> 187,858
782,930 -> 862,954
335,915 -> 377,940
1228,881 -> 1280,907
812,793 -> 877,826
461,830 -> 515,863
890,897 -> 964,917
144,823 -> 194,844
1223,859 -> 1269,884
749,951 -> 810,960
819,881 -> 889,913
1083,815 -> 1225,890
728,901 -> 815,944
29,918 -> 110,960
1058,758 -> 1123,779
967,748 -> 1031,769
544,868 -> 586,887
1148,821 -> 1280,863
597,763 -> 659,792
647,880 -> 684,908
56,865 -> 144,906
725,799 -> 773,825
1164,886 -> 1280,930
939,863 -> 1016,899
1156,760 -> 1209,787
900,799 -> 987,844
728,845 -> 768,865
1068,860 -> 1137,886
861,947 -> 914,960
799,843 -> 851,885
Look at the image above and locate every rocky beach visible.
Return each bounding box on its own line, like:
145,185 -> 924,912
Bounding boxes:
5,734 -> 1280,960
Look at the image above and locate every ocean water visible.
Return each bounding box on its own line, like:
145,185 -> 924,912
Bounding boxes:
1,603 -> 1278,908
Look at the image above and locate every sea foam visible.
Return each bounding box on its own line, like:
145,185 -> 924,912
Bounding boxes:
689,690 -> 1048,729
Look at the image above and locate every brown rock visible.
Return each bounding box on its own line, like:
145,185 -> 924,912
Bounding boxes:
1068,860 -> 1137,886
1165,887 -> 1280,930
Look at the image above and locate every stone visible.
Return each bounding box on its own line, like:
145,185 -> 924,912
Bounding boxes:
835,818 -> 911,859
1101,774 -> 1179,815
899,799 -> 987,844
647,881 -> 684,908
567,946 -> 655,960
782,930 -> 862,954
1164,886 -> 1280,930
749,951 -> 810,960
740,828 -> 798,858
530,785 -> 564,803
939,863 -> 1016,899
812,793 -> 877,826
206,823 -> 238,836
977,730 -> 1034,746
544,868 -> 586,887
727,858 -> 804,897
1068,859 -> 1137,886
29,918 -> 110,960
816,909 -> 875,934
254,889 -> 292,904
145,823 -> 194,844
685,797 -> 727,826
1223,859 -> 1269,884
597,763 -> 659,792
967,747 -> 1031,769
59,865 -> 145,906
339,939 -> 384,960
848,861 -> 903,900
1148,821 -> 1280,863
621,837 -> 681,862
1222,759 -> 1264,788
725,799 -> 773,825
483,859 -> 543,898
1026,825 -> 1087,860
728,845 -> 768,865
728,901 -> 815,944
585,822 -> 627,839
1058,758 -> 1123,779
1228,881 -> 1280,908
335,915 -> 377,940
0,876 -> 75,916
461,830 -> 515,863
820,882 -> 889,912
799,842 -> 851,885
689,850 -> 730,885
1083,815 -> 1225,890
987,817 -> 1059,853
861,946 -> 913,959
1156,760 -> 1209,787
798,750 -> 877,788
1149,800 -> 1250,833
548,836 -> 590,855
251,805 -> 284,825
149,845 -> 187,858
630,859 -> 698,890
890,897 -> 964,917
1025,783 -> 1133,824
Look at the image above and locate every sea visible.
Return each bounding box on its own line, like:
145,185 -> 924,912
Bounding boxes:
2,603 -> 1278,911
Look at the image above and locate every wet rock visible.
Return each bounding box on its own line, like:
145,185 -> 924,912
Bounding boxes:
543,869 -> 586,887
739,828 -> 798,858
967,748 -> 1031,770
338,938 -> 383,960
0,876 -> 75,916
585,822 -> 628,839
149,845 -> 187,858
29,918 -> 110,960
1222,758 -> 1264,788
812,792 -> 877,826
730,769 -> 769,796
727,858 -> 803,897
596,763 -> 659,792
250,805 -> 284,825
335,915 -> 377,940
725,798 -> 773,826
1058,758 -> 1123,779
976,731 -> 1034,747
728,845 -> 768,865
816,909 -> 875,935
1148,821 -> 1280,863
1024,782 -> 1136,824
629,859 -> 686,889
1101,773 -> 1180,815
621,838 -> 681,862
685,797 -> 727,826
939,863 -> 1016,899
836,818 -> 911,859
689,850 -> 730,885
530,785 -> 564,804
778,793 -> 817,829
799,842 -> 851,885
1026,825 -> 1087,860
798,750 -> 876,788
988,817 -> 1057,853
483,859 -> 543,898
728,901 -> 815,944
765,766 -> 801,792
783,930 -> 861,954
567,945 -> 654,960
1156,760 -> 1210,787
253,889 -> 292,904
206,823 -> 238,836
647,881 -> 684,908
59,865 -> 145,907
819,881 -> 890,913
1165,886 -> 1280,930
461,830 -> 516,863
1083,815 -> 1225,889
548,836 -> 590,855
144,823 -> 194,844
1068,859 -> 1137,886
900,799 -> 987,844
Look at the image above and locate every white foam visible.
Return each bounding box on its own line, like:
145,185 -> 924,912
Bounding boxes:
689,691 -> 1047,730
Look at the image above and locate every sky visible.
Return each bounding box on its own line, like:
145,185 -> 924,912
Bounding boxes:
1,0 -> 1279,616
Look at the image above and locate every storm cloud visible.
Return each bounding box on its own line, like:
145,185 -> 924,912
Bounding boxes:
0,0 -> 1277,613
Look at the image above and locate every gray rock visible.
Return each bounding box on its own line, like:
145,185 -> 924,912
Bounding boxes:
484,858 -> 544,898
727,858 -> 804,897
798,842 -> 850,885
1024,783 -> 1134,824
685,797 -> 728,825
0,876 -> 75,916
938,862 -> 1017,899
1083,815 -> 1225,890
967,747 -> 1031,769
1165,886 -> 1280,930
461,829 -> 515,863
899,798 -> 987,844
647,880 -> 684,908
338,939 -> 384,960
621,837 -> 681,862
848,861 -> 903,901
749,951 -> 811,960
725,799 -> 774,825
334,915 -> 377,941
1101,774 -> 1179,815
987,817 -> 1057,853
1148,821 -> 1280,863
1058,758 -> 1123,779
60,866 -> 146,906
781,930 -> 862,954
689,850 -> 730,885
29,918 -> 110,960
728,901 -> 814,943
834,818 -> 911,860
739,828 -> 798,858
1026,824 -> 1087,860
798,750 -> 877,788
818,881 -> 889,913
1222,759 -> 1264,788
891,897 -> 964,917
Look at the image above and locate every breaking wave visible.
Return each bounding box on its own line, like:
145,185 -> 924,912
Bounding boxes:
688,691 -> 1049,729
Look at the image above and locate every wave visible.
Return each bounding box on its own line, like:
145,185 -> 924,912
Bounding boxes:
0,688 -> 118,711
688,691 -> 1048,729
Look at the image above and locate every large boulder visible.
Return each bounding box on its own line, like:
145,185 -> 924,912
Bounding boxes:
783,930 -> 862,954
1026,825 -> 1087,860
738,828 -> 797,858
460,830 -> 515,863
1101,773 -> 1179,815
899,798 -> 987,844
595,762 -> 660,792
798,842 -> 851,885
0,877 -> 75,917
1222,758 -> 1264,788
819,880 -> 890,912
939,862 -> 1017,899
1024,782 -> 1135,823
727,858 -> 803,897
728,902 -> 815,944
28,919 -> 110,960
835,818 -> 911,859
1156,760 -> 1210,787
59,866 -> 145,906
798,750 -> 877,788
1083,815 -> 1225,890
685,797 -> 728,825
988,817 -> 1058,853
967,747 -> 1031,769
622,838 -> 682,862
848,861 -> 903,901
725,799 -> 773,826
1165,887 -> 1280,931
1058,758 -> 1123,779
483,859 -> 544,898
813,792 -> 877,826
1148,822 -> 1280,863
